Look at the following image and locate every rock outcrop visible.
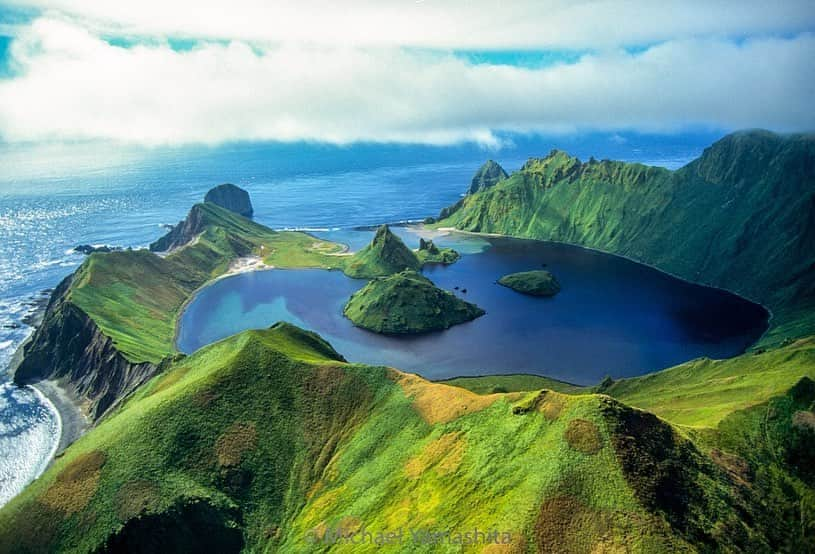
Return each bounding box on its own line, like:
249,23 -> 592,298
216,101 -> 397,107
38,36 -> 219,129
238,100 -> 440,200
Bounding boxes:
149,203 -> 208,253
417,238 -> 460,265
204,183 -> 253,217
74,245 -> 122,255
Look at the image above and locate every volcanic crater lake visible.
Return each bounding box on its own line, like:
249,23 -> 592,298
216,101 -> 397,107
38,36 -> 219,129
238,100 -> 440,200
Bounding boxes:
177,230 -> 769,384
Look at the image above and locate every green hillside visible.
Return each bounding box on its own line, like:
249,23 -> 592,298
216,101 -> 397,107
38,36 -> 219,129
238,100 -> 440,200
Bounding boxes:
67,202 -> 347,363
4,323 -> 813,552
343,270 -> 484,334
345,226 -> 460,278
436,131 -> 815,346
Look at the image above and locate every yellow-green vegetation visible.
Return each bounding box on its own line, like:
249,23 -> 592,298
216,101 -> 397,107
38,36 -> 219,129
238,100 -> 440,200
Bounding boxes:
436,131 -> 815,347
343,270 -> 484,334
498,270 -> 561,297
69,202 -> 347,363
7,323 -> 812,552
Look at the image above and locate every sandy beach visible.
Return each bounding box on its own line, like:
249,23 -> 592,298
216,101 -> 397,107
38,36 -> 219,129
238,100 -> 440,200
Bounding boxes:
32,379 -> 89,457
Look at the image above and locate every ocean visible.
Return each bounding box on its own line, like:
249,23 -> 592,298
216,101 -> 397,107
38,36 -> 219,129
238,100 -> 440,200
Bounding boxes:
0,132 -> 717,506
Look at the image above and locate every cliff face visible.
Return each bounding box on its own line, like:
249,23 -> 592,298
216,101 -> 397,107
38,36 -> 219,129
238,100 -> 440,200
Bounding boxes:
204,183 -> 253,217
13,274 -> 162,420
149,203 -> 208,253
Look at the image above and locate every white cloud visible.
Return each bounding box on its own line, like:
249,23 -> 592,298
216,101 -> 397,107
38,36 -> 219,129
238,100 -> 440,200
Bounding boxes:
3,0 -> 815,49
0,17 -> 812,146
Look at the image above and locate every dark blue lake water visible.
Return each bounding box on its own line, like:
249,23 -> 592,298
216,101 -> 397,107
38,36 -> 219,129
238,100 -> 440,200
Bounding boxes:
178,229 -> 768,384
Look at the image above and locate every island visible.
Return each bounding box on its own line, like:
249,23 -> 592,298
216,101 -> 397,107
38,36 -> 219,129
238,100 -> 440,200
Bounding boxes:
498,270 -> 561,296
343,269 -> 484,334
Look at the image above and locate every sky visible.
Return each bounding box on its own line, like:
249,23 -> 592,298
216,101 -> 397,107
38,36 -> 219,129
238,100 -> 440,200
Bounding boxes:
0,1 -> 813,148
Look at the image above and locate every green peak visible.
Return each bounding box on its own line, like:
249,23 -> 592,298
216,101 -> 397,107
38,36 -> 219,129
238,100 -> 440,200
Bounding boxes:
468,159 -> 509,194
688,129 -> 800,185
344,225 -> 421,278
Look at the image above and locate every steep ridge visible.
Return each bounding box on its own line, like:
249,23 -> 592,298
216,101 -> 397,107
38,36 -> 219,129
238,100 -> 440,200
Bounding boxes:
437,130 -> 815,345
13,273 -> 163,419
5,324 -> 810,552
13,200 -> 347,421
468,159 -> 508,194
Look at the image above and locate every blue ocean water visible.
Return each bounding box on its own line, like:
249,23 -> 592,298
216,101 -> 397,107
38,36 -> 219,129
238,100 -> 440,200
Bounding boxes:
0,132 -> 718,506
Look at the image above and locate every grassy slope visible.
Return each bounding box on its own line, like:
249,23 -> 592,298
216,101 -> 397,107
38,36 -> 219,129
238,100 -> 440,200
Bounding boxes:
67,202 -> 346,363
437,131 -> 815,346
606,337 -> 815,428
0,324 -> 371,553
5,324 -> 795,553
344,225 -> 460,279
439,374 -> 587,395
444,338 -> 815,430
343,270 -> 484,334
71,215 -> 462,362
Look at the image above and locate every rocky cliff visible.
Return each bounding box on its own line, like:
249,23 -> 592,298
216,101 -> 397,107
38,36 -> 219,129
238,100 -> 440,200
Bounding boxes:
204,183 -> 253,217
13,274 -> 165,420
149,203 -> 208,253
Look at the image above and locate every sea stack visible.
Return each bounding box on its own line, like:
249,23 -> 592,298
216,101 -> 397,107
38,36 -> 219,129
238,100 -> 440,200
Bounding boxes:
204,183 -> 254,217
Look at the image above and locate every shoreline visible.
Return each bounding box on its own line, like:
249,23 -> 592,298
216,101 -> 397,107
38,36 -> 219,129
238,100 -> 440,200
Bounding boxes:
31,379 -> 89,459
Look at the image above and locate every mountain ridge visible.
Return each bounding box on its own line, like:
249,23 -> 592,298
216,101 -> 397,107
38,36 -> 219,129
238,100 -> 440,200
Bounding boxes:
435,129 -> 815,346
